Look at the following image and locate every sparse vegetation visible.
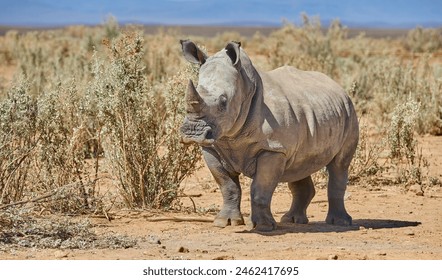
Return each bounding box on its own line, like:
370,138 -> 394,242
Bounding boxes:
0,15 -> 441,249
404,26 -> 442,53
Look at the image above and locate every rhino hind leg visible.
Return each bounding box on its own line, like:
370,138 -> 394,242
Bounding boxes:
281,176 -> 315,224
325,153 -> 354,226
250,151 -> 287,232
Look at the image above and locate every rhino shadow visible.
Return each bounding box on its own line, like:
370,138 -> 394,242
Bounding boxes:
239,219 -> 421,236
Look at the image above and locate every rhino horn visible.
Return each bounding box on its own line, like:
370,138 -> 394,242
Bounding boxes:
186,79 -> 203,113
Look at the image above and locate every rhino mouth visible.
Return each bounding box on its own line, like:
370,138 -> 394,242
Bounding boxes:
180,118 -> 215,146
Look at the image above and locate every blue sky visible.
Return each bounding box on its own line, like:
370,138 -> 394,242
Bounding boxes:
0,0 -> 441,28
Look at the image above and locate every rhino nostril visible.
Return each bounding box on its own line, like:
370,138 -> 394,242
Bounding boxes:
205,129 -> 214,140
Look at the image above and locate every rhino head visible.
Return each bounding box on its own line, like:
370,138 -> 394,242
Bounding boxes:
180,40 -> 246,146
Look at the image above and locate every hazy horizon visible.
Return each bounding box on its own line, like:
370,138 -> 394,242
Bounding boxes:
0,0 -> 441,28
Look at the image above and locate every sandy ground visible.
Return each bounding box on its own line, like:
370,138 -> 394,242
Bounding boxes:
1,136 -> 441,260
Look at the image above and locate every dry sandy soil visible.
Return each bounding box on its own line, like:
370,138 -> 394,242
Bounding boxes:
1,136 -> 441,261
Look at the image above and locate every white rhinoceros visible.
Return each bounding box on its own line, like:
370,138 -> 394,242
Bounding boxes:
180,40 -> 359,231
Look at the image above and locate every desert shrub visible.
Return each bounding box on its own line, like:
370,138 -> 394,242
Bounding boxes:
143,31 -> 186,82
87,31 -> 201,209
404,26 -> 442,53
0,30 -> 17,67
388,100 -> 420,162
349,122 -> 385,183
210,31 -> 246,50
387,100 -> 429,184
262,15 -> 346,78
103,14 -> 120,40
0,78 -> 38,204
33,82 -> 98,213
349,101 -> 432,187
347,57 -> 442,135
0,76 -> 99,213
7,30 -> 91,98
1,23 -> 201,213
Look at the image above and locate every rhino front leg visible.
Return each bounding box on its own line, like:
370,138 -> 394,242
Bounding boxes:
281,176 -> 316,224
202,148 -> 244,228
251,151 -> 286,232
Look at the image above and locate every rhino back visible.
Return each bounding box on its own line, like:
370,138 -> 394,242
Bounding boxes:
259,66 -> 358,181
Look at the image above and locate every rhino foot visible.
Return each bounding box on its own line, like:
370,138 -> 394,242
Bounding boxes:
251,212 -> 277,232
213,211 -> 244,228
325,211 -> 352,226
280,213 -> 309,224
254,222 -> 276,232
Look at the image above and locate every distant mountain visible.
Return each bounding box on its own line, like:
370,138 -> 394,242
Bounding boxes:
0,0 -> 441,28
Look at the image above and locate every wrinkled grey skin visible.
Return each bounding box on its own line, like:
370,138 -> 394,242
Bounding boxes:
180,40 -> 359,231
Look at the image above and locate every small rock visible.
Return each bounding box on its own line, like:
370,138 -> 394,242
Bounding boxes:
376,251 -> 387,256
54,250 -> 69,258
178,246 -> 189,253
405,230 -> 415,236
328,254 -> 338,260
147,235 -> 161,245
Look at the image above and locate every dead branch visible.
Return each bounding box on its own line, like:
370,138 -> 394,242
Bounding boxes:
0,191 -> 58,210
145,216 -> 214,223
0,180 -> 99,210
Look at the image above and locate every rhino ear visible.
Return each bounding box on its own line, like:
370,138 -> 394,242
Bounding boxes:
180,39 -> 207,65
225,41 -> 241,69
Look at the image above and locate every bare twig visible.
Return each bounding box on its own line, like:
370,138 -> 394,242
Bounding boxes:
177,193 -> 202,213
0,190 -> 57,210
0,180 -> 99,210
145,216 -> 213,223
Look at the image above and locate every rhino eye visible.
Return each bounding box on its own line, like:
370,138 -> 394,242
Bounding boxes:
218,95 -> 228,112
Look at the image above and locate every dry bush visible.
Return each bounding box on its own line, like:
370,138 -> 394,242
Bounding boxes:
0,78 -> 37,204
349,57 -> 442,135
0,28 -> 105,213
0,76 -> 100,214
0,30 -> 17,67
349,122 -> 385,184
86,31 -> 201,209
404,26 -> 442,53
349,101 -> 432,188
387,100 -> 429,185
1,23 -> 201,213
258,15 -> 346,78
